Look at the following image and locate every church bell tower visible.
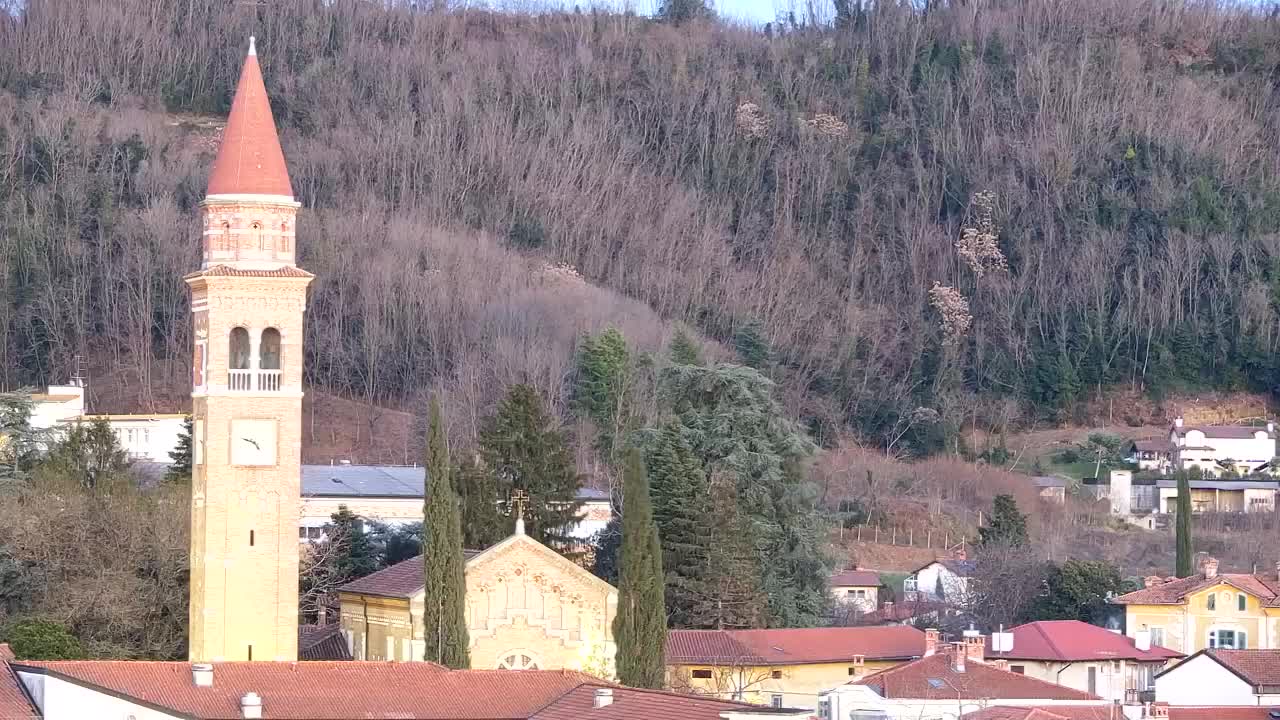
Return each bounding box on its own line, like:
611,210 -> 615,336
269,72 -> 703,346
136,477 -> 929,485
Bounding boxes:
186,37 -> 311,662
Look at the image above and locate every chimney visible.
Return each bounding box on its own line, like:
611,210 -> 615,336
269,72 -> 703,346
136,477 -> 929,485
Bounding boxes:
1149,703 -> 1169,719
965,635 -> 985,664
593,688 -> 614,708
950,642 -> 966,673
991,659 -> 1009,671
1202,556 -> 1219,579
317,605 -> 327,625
1143,575 -> 1163,589
1135,628 -> 1151,652
192,663 -> 214,688
1174,417 -> 1184,429
924,628 -> 940,657
851,654 -> 866,677
241,692 -> 263,719
954,547 -> 967,561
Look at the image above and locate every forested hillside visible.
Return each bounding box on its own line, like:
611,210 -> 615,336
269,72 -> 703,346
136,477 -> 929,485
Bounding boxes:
3,0 -> 1280,456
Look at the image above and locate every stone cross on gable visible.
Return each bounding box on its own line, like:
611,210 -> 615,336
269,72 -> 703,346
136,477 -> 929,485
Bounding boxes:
510,489 -> 530,535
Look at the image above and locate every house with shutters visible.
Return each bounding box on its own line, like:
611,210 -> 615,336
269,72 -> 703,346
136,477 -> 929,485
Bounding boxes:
829,569 -> 881,612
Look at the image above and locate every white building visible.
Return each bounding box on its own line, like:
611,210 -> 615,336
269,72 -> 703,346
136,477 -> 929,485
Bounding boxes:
903,552 -> 974,604
830,569 -> 881,612
819,635 -> 1102,720
1154,648 -> 1280,706
1169,418 -> 1277,477
299,463 -> 612,543
27,382 -> 186,463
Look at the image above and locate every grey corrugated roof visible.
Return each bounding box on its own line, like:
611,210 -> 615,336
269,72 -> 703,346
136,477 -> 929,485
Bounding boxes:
301,464 -> 610,502
1175,425 -> 1275,440
1031,476 -> 1066,488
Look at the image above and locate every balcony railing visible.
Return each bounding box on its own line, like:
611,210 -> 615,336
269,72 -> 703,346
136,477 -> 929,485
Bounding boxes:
227,369 -> 283,392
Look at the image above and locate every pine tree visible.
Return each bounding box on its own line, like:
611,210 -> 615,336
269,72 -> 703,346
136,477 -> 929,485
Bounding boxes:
453,454 -> 507,550
669,329 -> 703,366
328,505 -> 378,582
164,416 -> 193,483
978,494 -> 1028,547
1176,469 -> 1194,577
647,423 -> 711,627
39,418 -> 129,491
573,327 -> 634,457
0,391 -> 45,483
478,385 -> 583,551
732,318 -> 771,370
422,398 -> 469,668
612,449 -> 666,688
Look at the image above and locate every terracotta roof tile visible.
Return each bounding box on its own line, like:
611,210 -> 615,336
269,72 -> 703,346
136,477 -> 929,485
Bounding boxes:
984,621 -> 1181,662
207,42 -> 293,197
530,684 -> 804,719
338,552 -> 481,599
12,662 -> 603,719
185,264 -> 314,279
853,653 -> 1098,700
962,707 -> 1125,720
1165,708 -> 1280,720
1112,572 -> 1280,606
666,626 -> 924,665
298,624 -> 351,661
831,569 -> 881,587
0,663 -> 36,719
859,600 -> 950,624
1203,649 -> 1280,686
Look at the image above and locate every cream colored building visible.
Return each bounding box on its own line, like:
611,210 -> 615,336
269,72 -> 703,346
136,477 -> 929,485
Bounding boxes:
828,569 -> 880,612
1169,417 -> 1277,477
338,522 -> 618,676
26,382 -> 187,463
185,38 -> 310,662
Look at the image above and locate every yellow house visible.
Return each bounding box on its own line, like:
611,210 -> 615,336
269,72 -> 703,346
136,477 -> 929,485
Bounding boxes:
1112,556 -> 1280,654
337,522 -> 618,676
666,625 -> 925,710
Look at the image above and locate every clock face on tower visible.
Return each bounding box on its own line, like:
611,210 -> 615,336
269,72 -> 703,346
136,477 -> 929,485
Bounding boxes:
229,418 -> 278,467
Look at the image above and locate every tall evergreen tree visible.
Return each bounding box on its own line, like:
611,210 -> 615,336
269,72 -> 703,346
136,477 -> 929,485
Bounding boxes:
612,449 -> 666,688
978,494 -> 1028,547
328,505 -> 379,582
478,385 -> 583,550
693,476 -> 765,629
658,362 -> 829,627
164,416 -> 193,483
1176,469 -> 1194,577
0,391 -> 45,483
732,318 -> 771,370
422,398 -> 469,668
573,327 -> 634,457
453,454 -> 507,550
647,423 -> 711,627
668,329 -> 703,366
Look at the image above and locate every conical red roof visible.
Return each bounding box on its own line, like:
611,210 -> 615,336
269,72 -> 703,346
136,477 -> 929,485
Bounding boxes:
207,39 -> 293,197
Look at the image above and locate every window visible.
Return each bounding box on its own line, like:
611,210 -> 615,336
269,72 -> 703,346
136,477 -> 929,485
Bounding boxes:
770,695 -> 783,708
249,530 -> 255,547
1209,629 -> 1246,649
1239,593 -> 1247,612
1010,665 -> 1025,674
771,670 -> 782,679
1207,594 -> 1216,611
229,327 -> 251,370
221,222 -> 231,251
1087,666 -> 1097,695
251,221 -> 265,250
281,222 -> 290,252
260,327 -> 282,370
498,652 -> 539,670
1149,628 -> 1165,647
848,667 -> 858,675
691,669 -> 713,679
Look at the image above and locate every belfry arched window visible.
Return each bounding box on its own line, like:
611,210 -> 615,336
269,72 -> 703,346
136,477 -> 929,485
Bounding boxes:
229,327 -> 251,370
260,328 -> 281,370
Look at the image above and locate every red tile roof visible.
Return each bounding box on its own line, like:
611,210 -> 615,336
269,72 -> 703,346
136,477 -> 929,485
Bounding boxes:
1111,572 -> 1280,606
339,552 -> 481,599
853,654 -> 1099,700
0,663 -> 36,719
984,621 -> 1181,663
0,646 -> 12,662
185,265 -> 315,279
1200,649 -> 1280,686
859,600 -> 949,624
529,684 -> 804,719
831,569 -> 880,587
207,40 -> 293,197
1165,708 -> 1280,720
667,626 -> 925,666
13,662 -> 605,719
298,624 -> 351,661
962,707 -> 1125,720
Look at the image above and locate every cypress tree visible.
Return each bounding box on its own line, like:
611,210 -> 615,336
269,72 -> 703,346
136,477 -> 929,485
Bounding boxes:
669,329 -> 703,366
1176,469 -> 1194,577
612,449 -> 666,688
453,454 -> 506,550
978,494 -> 1029,547
164,416 -> 193,483
422,398 -> 470,668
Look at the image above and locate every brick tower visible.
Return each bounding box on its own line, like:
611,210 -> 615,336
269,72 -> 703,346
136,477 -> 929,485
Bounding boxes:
186,37 -> 311,662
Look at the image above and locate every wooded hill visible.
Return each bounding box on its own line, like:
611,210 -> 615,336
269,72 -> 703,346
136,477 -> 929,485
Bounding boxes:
3,0 -> 1280,456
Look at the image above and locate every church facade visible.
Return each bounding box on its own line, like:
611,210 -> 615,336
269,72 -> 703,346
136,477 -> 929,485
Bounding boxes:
186,37 -> 312,662
337,527 -> 618,677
